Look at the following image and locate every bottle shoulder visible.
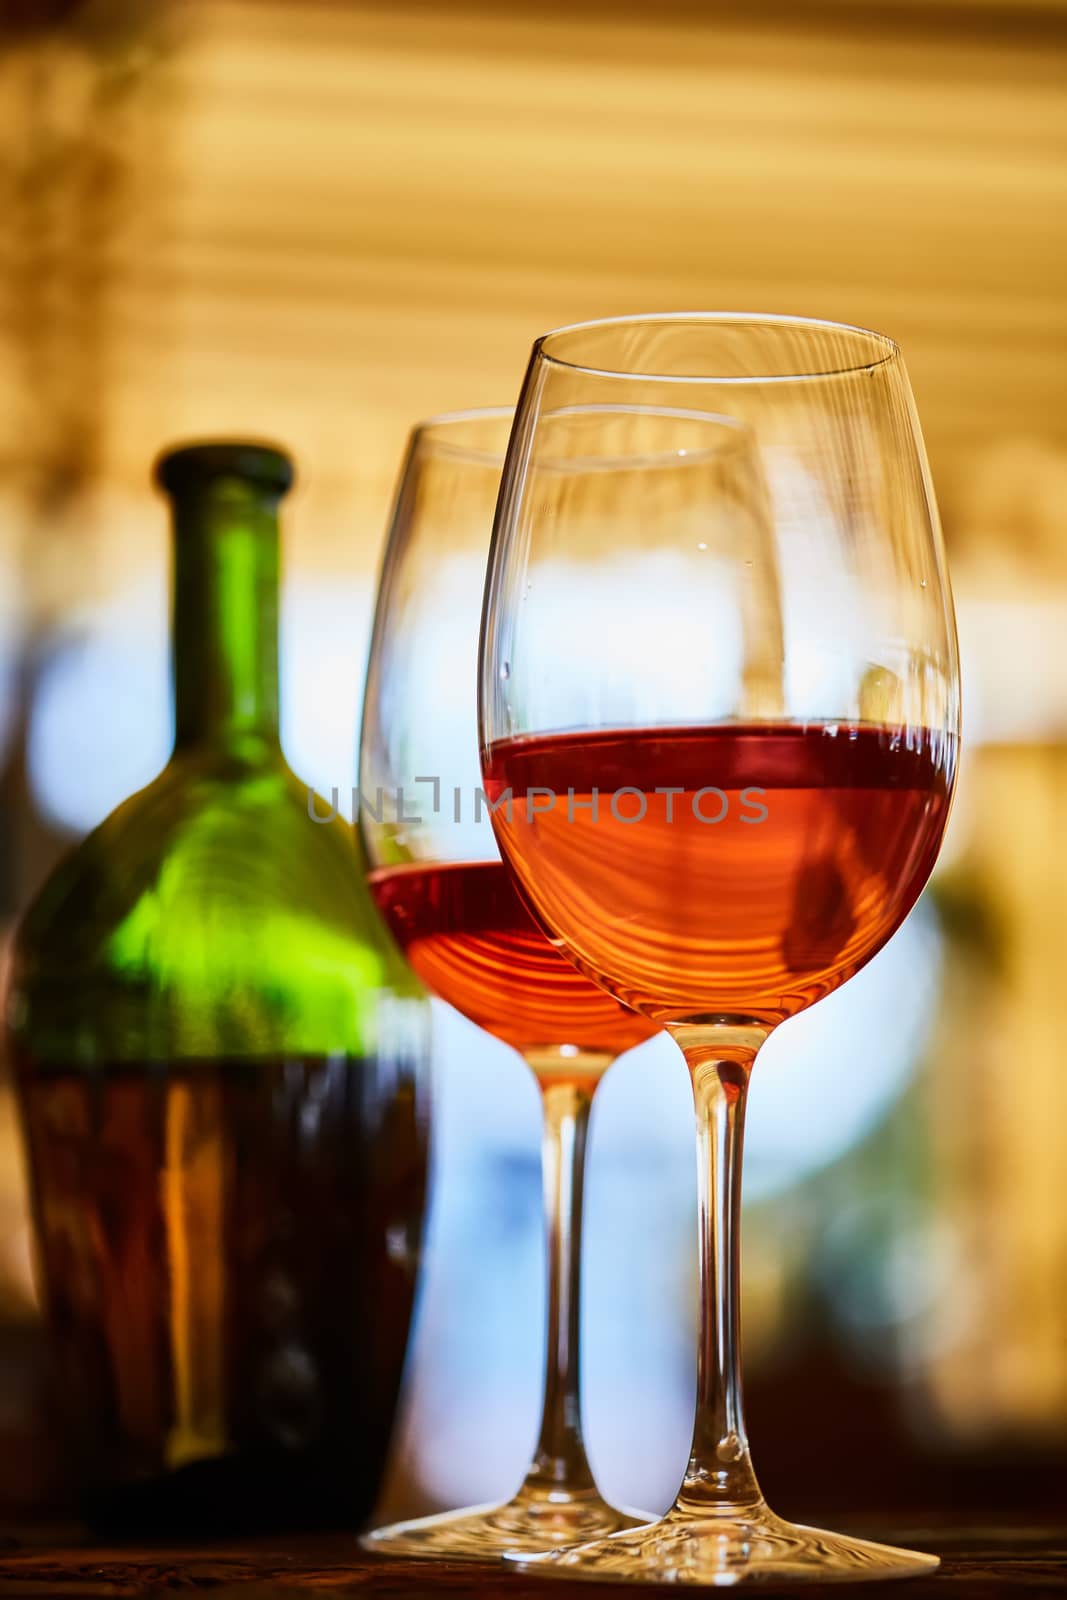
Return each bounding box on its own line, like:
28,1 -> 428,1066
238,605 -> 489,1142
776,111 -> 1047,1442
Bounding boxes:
18,756 -> 361,937
10,752 -> 426,1065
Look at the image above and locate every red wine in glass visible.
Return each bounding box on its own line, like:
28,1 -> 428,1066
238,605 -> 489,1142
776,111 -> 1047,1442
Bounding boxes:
483,722 -> 955,1028
370,859 -> 655,1066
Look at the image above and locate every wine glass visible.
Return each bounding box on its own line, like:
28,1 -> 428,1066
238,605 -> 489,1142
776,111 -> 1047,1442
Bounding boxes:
358,408 -> 657,1561
479,316 -> 959,1585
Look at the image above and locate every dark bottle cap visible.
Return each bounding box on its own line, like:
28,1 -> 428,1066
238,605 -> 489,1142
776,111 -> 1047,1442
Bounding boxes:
154,441 -> 295,498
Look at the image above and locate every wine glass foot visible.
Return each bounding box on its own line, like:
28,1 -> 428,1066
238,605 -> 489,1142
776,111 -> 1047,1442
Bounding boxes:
361,1489 -> 649,1562
505,1502 -> 939,1585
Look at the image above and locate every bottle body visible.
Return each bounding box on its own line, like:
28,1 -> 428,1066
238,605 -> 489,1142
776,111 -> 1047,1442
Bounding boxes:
8,445 -> 430,1531
19,1051 -> 425,1531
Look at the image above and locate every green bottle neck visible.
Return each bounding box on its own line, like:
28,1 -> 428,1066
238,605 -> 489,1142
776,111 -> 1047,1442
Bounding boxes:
169,478 -> 282,757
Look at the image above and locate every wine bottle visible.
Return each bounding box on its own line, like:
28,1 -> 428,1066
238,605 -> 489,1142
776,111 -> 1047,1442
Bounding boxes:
6,442 -> 430,1533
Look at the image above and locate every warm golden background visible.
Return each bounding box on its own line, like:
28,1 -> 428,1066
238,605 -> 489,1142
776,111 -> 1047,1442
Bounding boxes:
1,0 -> 1065,1524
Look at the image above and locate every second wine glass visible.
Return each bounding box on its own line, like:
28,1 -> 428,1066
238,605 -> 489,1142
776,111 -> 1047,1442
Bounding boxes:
358,409 -> 656,1561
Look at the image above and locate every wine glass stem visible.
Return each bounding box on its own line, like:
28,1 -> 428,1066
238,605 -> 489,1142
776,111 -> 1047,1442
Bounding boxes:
521,1066 -> 602,1496
677,1043 -> 763,1514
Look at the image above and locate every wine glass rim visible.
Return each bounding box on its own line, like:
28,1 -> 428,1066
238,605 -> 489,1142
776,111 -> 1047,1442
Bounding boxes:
407,402 -> 751,472
535,311 -> 901,385
411,406 -> 514,466
531,403 -> 754,473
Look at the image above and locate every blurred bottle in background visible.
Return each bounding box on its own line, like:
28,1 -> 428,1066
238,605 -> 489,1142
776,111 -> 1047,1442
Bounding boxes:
3,444 -> 430,1532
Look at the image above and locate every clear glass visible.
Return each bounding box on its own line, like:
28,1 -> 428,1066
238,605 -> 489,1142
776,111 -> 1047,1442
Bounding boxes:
479,315 -> 960,1584
358,409 -> 656,1560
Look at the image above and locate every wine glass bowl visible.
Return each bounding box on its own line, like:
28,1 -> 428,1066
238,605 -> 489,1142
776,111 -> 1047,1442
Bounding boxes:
479,316 -> 958,1583
360,407 -> 657,1079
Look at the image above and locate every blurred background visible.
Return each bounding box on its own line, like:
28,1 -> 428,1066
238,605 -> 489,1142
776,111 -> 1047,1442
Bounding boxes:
1,0 -> 1065,1528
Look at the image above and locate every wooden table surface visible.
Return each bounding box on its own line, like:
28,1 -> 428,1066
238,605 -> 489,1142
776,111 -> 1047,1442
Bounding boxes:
0,1520 -> 1064,1598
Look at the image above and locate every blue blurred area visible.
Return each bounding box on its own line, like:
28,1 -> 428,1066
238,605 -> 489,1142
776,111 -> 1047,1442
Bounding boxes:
381,906 -> 941,1520
24,573 -> 372,835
